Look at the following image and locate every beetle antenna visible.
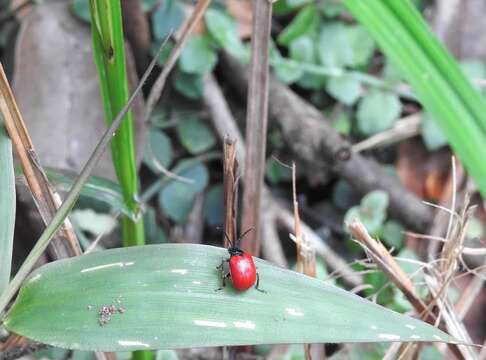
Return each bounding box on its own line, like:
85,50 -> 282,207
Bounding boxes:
223,232 -> 234,248
237,227 -> 254,247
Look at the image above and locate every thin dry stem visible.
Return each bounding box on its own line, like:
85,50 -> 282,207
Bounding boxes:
223,137 -> 238,247
352,113 -> 421,153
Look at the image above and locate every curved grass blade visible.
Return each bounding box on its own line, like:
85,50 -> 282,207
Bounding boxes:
0,122 -> 15,294
342,0 -> 486,197
5,244 -> 458,351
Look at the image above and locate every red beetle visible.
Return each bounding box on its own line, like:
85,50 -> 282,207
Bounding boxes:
216,232 -> 265,293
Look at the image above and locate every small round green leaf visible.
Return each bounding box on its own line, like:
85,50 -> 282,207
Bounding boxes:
176,118 -> 216,155
143,130 -> 173,173
318,22 -> 353,67
289,36 -> 315,63
277,5 -> 320,46
421,112 -> 448,151
357,91 -> 402,136
204,9 -> 247,60
382,220 -> 404,249
71,0 -> 91,23
179,36 -> 217,74
159,162 -> 209,222
173,71 -> 204,99
326,74 -> 362,105
151,0 -> 185,41
203,184 -> 224,226
274,60 -> 303,84
346,25 -> 375,67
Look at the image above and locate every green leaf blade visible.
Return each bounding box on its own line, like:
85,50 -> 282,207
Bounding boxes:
5,244 -> 457,351
0,123 -> 15,294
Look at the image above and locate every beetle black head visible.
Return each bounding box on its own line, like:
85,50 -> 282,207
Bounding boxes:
228,247 -> 244,257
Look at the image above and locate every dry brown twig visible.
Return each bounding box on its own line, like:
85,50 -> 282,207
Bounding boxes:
223,137 -> 238,247
347,218 -> 471,360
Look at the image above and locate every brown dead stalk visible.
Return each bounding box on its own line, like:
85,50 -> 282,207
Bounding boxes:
223,137 -> 238,247
240,0 -> 273,256
0,64 -> 81,258
291,163 -> 325,360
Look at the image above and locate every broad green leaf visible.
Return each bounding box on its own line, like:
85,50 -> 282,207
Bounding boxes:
5,244 -> 457,351
0,123 -> 15,294
289,36 -> 315,63
179,36 -> 217,74
143,130 -> 173,173
176,118 -> 216,155
173,71 -> 204,99
277,5 -> 319,46
204,9 -> 247,60
421,112 -> 447,151
326,74 -> 362,105
71,0 -> 91,23
159,162 -> 209,222
151,0 -> 185,41
203,184 -> 224,226
357,90 -> 402,136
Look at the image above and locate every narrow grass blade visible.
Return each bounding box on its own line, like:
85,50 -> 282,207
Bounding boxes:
0,121 -> 15,294
342,0 -> 486,197
5,244 -> 458,351
89,0 -> 144,245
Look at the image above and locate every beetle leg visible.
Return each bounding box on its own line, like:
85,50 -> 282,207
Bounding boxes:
216,258 -> 230,271
216,259 -> 224,271
215,272 -> 230,292
255,273 -> 267,293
